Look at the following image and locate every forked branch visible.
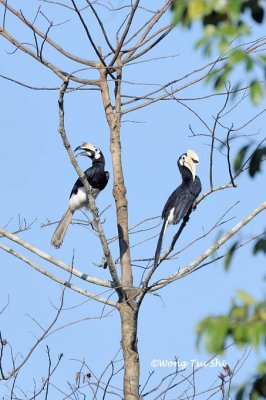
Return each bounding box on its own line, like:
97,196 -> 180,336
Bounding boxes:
148,201 -> 266,292
57,79 -> 123,299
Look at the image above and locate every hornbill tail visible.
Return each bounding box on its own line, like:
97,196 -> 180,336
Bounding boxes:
154,218 -> 168,267
51,208 -> 73,248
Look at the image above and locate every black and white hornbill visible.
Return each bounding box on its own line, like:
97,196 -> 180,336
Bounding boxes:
51,143 -> 109,248
154,149 -> 202,267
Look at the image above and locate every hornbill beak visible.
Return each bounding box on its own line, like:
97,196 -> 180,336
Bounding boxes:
74,142 -> 95,158
184,149 -> 200,181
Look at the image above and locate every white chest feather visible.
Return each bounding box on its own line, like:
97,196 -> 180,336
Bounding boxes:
69,187 -> 87,211
69,187 -> 100,212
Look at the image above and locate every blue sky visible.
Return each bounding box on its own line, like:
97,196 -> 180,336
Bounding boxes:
0,1 -> 265,398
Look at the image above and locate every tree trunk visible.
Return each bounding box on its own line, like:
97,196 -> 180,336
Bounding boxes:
99,62 -> 138,397
119,301 -> 140,400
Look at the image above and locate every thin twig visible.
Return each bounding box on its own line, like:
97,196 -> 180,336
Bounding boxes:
57,79 -> 123,299
148,201 -> 266,292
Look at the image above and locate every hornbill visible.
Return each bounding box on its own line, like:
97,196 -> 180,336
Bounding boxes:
51,143 -> 109,248
154,149 -> 201,267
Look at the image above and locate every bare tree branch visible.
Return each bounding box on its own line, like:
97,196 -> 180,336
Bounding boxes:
108,0 -> 140,67
123,0 -> 172,61
86,0 -> 115,54
0,285 -> 67,380
0,227 -> 112,288
148,201 -> 266,292
0,242 -> 116,306
0,0 -> 97,67
57,79 -> 123,299
0,28 -> 99,85
123,25 -> 173,65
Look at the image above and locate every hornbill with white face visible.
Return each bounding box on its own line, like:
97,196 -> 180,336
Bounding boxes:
51,143 -> 109,248
154,149 -> 201,267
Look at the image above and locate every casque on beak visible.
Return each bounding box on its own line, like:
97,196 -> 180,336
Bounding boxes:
184,157 -> 196,181
187,149 -> 200,164
184,150 -> 200,181
74,143 -> 95,158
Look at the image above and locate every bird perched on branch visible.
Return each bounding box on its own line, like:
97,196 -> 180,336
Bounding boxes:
51,143 -> 109,248
154,149 -> 201,267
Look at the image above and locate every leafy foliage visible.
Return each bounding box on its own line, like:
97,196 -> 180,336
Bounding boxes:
233,145 -> 266,177
172,0 -> 266,104
171,3 -> 266,398
236,363 -> 266,400
197,292 -> 266,398
196,291 -> 266,353
224,241 -> 239,271
253,237 -> 266,254
249,147 -> 266,177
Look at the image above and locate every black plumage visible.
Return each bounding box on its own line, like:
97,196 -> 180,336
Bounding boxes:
51,143 -> 109,248
154,150 -> 202,267
70,157 -> 109,201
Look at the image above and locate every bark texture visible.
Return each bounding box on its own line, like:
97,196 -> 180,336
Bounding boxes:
119,302 -> 139,400
99,63 -> 139,398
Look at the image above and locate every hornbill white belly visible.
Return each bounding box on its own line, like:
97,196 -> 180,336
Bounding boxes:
51,143 -> 109,248
154,149 -> 202,267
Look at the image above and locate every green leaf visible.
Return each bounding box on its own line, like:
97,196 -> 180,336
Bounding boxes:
232,323 -> 248,346
228,0 -> 241,18
259,54 -> 266,64
249,147 -> 266,177
196,316 -> 229,352
229,305 -> 247,321
237,289 -> 255,305
247,323 -> 261,347
188,0 -> 206,20
251,374 -> 266,398
205,317 -> 229,353
172,2 -> 187,25
228,49 -> 246,66
236,386 -> 245,400
234,144 -> 250,173
245,56 -> 254,71
253,238 -> 266,255
195,37 -> 207,49
250,80 -> 264,105
257,361 -> 266,375
218,37 -> 229,53
224,241 -> 238,270
214,67 -> 231,91
256,302 -> 266,321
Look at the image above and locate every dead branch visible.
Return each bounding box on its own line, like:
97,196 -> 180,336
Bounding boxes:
0,227 -> 112,289
108,0 -> 140,67
0,285 -> 66,380
148,201 -> 266,292
0,28 -> 98,85
123,0 -> 172,60
86,0 -> 115,54
57,79 -> 123,298
0,242 -> 116,306
123,25 -> 173,65
0,0 -> 97,67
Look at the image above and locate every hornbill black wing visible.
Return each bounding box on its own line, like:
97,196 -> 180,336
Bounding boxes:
163,177 -> 202,225
70,167 -> 109,201
51,143 -> 109,248
70,167 -> 97,197
154,176 -> 201,267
